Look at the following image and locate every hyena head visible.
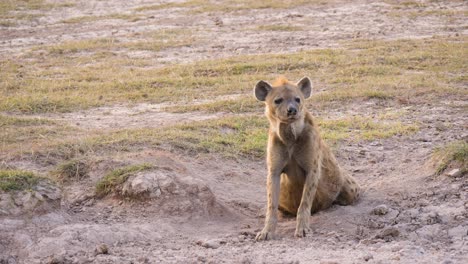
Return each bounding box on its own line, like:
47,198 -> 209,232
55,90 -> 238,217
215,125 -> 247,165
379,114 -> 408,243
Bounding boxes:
254,76 -> 312,123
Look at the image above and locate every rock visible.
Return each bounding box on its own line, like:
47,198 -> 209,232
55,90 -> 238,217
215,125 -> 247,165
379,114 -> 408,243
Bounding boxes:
448,225 -> 467,239
121,172 -> 166,198
118,170 -> 222,216
197,239 -> 222,249
137,256 -> 149,263
320,260 -> 339,264
441,259 -> 454,264
363,254 -> 373,261
446,169 -> 462,178
416,224 -> 442,241
45,254 -> 66,264
94,244 -> 109,255
0,256 -> 17,264
371,204 -> 389,215
375,227 -> 400,240
0,180 -> 61,216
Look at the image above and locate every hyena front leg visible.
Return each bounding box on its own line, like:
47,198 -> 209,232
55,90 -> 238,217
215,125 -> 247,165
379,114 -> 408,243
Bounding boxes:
256,142 -> 287,241
295,164 -> 320,237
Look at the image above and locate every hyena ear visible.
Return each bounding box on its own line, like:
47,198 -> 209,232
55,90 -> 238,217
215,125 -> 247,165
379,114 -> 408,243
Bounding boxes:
297,77 -> 312,99
254,80 -> 272,101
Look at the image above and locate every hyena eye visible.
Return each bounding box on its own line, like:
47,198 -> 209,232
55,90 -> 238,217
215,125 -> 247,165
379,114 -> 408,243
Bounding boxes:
295,97 -> 301,103
274,98 -> 283,104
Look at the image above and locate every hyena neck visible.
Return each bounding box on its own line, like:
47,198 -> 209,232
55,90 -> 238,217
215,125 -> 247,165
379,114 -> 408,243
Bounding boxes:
270,117 -> 305,144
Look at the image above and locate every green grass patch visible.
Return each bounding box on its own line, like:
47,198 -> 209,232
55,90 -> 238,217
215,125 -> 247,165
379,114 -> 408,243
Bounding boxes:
433,140 -> 468,175
95,163 -> 153,197
0,170 -> 40,191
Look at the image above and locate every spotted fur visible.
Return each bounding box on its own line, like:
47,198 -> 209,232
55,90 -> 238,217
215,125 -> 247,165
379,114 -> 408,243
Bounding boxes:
254,77 -> 361,240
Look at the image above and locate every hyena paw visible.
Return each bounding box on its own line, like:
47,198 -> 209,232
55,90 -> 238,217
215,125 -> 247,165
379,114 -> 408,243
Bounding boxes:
255,228 -> 275,241
294,220 -> 311,238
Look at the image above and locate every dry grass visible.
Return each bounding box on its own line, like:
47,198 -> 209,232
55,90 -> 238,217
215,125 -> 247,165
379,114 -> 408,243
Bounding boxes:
256,25 -> 303,31
44,29 -> 197,54
0,0 -> 74,25
433,140 -> 468,175
61,13 -> 143,24
20,113 -> 418,163
1,36 -> 465,114
52,159 -> 89,183
0,114 -> 74,156
135,0 -> 328,13
165,96 -> 262,113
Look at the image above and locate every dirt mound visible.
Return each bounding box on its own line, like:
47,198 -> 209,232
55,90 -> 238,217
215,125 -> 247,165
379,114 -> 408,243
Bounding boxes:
120,169 -> 225,217
0,180 -> 61,216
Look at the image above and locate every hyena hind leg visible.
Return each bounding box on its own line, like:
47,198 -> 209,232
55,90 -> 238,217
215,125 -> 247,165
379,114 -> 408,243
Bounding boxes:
334,175 -> 361,205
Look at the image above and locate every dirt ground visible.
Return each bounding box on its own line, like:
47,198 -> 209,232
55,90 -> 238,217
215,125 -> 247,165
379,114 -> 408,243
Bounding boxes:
0,0 -> 467,263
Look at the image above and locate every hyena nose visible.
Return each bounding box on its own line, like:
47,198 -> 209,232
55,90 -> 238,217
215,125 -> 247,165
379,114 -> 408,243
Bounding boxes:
287,107 -> 297,116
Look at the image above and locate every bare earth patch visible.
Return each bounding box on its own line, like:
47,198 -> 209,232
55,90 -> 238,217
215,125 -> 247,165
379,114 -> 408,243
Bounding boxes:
0,0 -> 467,263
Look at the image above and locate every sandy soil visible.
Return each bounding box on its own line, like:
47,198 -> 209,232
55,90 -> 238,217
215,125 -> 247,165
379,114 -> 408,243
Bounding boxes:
1,0 -> 467,263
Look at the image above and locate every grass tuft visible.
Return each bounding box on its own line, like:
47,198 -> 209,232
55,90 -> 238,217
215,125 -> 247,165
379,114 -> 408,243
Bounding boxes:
433,141 -> 468,175
95,163 -> 153,197
0,170 -> 40,191
52,159 -> 89,183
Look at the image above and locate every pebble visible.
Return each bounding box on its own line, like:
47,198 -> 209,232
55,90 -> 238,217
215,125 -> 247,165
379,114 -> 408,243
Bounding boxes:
363,254 -> 373,261
375,227 -> 400,239
46,255 -> 66,264
446,169 -> 462,178
95,244 -> 109,255
197,239 -> 222,249
371,204 -> 389,215
320,260 -> 339,264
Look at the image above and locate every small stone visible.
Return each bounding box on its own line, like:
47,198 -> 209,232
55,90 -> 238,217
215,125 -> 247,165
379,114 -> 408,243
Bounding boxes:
46,255 -> 65,264
446,169 -> 462,178
371,204 -> 389,215
375,227 -> 399,239
95,244 -> 109,255
363,254 -> 373,261
137,256 -> 149,263
197,239 -> 221,249
320,260 -> 339,264
448,225 -> 467,239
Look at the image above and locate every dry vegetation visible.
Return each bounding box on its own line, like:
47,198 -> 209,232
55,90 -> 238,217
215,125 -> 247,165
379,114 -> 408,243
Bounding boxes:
2,35 -> 465,165
1,0 -> 467,263
1,36 -> 465,114
134,0 -> 328,13
433,140 -> 468,175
